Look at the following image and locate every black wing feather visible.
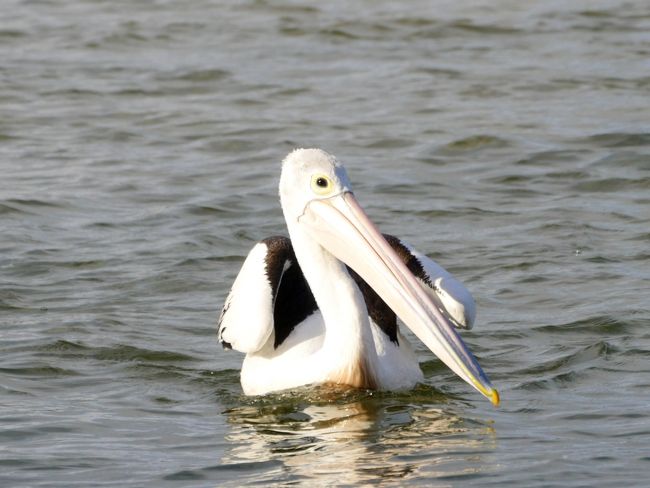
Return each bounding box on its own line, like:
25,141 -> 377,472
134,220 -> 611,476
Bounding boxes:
262,234 -> 420,348
262,236 -> 318,349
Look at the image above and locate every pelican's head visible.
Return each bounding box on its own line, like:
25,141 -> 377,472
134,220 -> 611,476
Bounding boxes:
278,148 -> 499,406
280,148 -> 353,223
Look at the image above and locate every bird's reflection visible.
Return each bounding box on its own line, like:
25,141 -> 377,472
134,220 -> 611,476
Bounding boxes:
221,385 -> 497,485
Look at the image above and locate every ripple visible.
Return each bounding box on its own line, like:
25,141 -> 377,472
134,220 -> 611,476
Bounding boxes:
364,137 -> 416,149
163,459 -> 285,482
182,203 -> 233,216
514,149 -> 586,165
572,177 -> 650,192
450,20 -> 523,35
94,345 -> 194,363
582,132 -> 650,148
437,135 -> 512,154
590,151 -> 650,169
0,29 -> 27,39
523,342 -> 611,375
0,365 -> 80,378
534,315 -> 634,335
36,341 -> 195,363
0,198 -> 66,214
169,68 -> 230,82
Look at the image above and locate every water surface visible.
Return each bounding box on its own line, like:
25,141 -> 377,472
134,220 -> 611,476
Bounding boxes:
1,0 -> 649,486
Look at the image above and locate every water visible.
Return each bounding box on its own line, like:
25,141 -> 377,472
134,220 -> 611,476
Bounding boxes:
1,0 -> 649,486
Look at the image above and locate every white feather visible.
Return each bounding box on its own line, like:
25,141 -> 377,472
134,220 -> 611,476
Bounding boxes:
218,149 -> 493,402
405,245 -> 476,330
241,311 -> 325,395
218,242 -> 275,353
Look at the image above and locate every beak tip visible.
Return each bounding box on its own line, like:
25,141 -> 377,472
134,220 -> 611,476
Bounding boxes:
489,388 -> 500,407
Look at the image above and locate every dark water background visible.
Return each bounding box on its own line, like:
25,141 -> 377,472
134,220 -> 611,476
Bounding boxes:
2,0 -> 649,486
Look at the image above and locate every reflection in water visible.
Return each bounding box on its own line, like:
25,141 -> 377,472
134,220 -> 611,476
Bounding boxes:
221,386 -> 497,485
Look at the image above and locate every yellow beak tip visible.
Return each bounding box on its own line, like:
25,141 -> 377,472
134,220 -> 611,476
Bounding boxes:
489,389 -> 500,407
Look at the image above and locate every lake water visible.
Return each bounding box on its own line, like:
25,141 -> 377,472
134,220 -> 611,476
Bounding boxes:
2,0 -> 649,486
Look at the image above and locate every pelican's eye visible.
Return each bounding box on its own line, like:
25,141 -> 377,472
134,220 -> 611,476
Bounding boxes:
311,174 -> 333,195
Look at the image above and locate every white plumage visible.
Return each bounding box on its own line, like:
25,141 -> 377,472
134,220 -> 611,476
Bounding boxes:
218,149 -> 499,405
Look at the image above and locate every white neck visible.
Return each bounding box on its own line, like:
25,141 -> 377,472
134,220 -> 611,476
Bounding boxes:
286,221 -> 378,388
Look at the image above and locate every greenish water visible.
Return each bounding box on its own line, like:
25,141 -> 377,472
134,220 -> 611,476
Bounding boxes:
1,0 -> 649,486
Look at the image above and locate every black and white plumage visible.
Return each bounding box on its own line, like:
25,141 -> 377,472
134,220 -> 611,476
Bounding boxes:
217,149 -> 498,405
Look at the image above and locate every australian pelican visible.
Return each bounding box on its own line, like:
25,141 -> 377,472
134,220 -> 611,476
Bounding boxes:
218,149 -> 499,405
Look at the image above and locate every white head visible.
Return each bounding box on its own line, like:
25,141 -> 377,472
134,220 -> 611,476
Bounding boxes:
279,148 -> 353,224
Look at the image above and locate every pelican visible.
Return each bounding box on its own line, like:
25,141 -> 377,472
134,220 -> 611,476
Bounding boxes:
218,149 -> 499,406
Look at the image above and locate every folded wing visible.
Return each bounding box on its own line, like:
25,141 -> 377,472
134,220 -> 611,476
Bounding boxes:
218,236 -> 317,352
383,235 -> 476,330
218,234 -> 475,353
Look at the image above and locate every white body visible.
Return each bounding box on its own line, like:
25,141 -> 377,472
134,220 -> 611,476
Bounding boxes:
218,149 -> 498,405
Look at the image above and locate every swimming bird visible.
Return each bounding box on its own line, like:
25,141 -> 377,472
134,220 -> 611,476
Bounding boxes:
218,149 -> 499,405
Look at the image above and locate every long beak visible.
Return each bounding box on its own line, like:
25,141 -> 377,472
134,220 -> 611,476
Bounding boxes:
299,192 -> 500,406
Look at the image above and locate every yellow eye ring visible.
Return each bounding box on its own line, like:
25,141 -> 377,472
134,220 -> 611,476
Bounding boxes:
311,174 -> 333,195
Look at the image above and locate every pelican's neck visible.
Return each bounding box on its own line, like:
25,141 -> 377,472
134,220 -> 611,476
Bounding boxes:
286,221 -> 378,388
